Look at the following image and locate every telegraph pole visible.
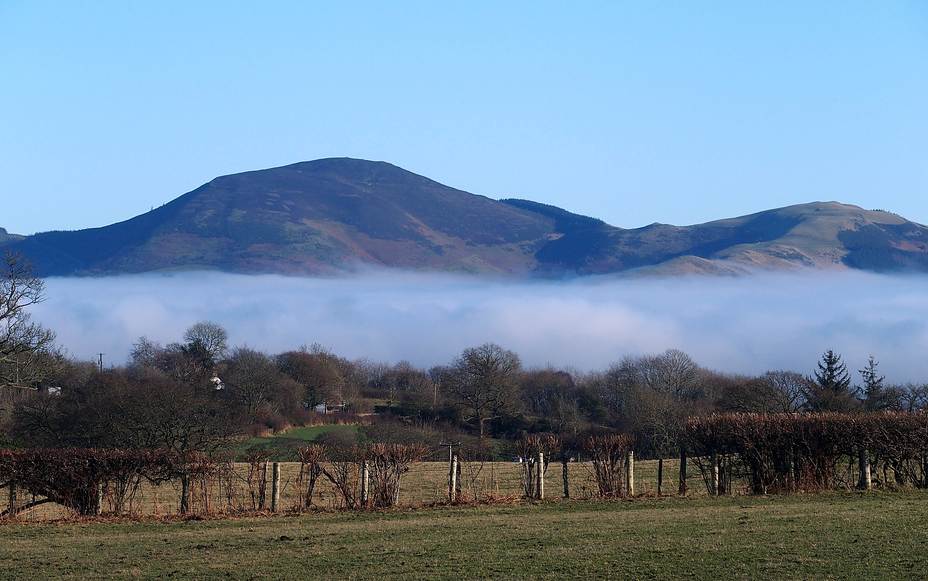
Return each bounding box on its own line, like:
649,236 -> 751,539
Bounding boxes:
98,353 -> 104,373
439,440 -> 461,463
439,440 -> 462,502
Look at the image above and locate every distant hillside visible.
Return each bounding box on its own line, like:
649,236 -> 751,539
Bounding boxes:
6,158 -> 928,276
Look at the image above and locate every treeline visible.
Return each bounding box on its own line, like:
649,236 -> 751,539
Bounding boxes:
3,321 -> 927,458
1,251 -> 928,459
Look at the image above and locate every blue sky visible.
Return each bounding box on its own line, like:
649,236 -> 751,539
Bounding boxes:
2,1 -> 926,235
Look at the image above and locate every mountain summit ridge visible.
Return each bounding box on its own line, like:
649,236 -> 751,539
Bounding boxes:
4,158 -> 927,276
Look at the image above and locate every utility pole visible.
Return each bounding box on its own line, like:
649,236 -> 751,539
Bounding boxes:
432,373 -> 441,411
439,440 -> 462,502
98,353 -> 104,373
439,440 -> 461,463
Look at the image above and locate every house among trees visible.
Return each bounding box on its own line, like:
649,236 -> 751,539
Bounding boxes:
313,401 -> 347,414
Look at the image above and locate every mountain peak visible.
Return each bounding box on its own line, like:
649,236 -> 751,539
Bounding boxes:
206,157 -> 444,199
281,157 -> 403,175
765,201 -> 909,228
248,157 -> 420,180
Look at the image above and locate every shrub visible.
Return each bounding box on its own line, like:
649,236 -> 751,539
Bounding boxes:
365,443 -> 429,508
583,433 -> 634,497
295,444 -> 325,508
516,433 -> 559,499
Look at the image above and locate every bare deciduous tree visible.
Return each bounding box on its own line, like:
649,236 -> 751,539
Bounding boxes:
129,336 -> 161,369
225,347 -> 301,423
762,370 -> 810,412
520,369 -> 582,435
719,371 -> 810,414
898,384 -> 928,412
447,343 -> 521,438
0,253 -> 55,388
277,347 -> 347,409
183,321 -> 229,362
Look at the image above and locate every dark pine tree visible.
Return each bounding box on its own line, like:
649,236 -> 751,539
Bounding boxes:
859,355 -> 886,411
805,350 -> 858,411
815,350 -> 851,391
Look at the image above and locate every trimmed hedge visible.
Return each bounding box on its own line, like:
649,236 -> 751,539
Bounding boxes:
0,448 -> 177,515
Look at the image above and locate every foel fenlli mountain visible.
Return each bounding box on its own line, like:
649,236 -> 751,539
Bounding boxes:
4,158 -> 928,277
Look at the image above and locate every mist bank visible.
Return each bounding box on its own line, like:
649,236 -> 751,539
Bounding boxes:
33,271 -> 928,382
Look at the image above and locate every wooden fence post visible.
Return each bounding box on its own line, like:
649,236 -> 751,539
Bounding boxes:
7,482 -> 16,519
657,458 -> 664,496
537,452 -> 545,500
271,462 -> 281,512
626,451 -> 635,497
180,474 -> 190,514
727,457 -> 734,496
260,461 -> 269,510
711,452 -> 720,496
679,449 -> 688,496
858,449 -> 872,491
360,460 -> 370,507
449,453 -> 458,503
95,482 -> 103,516
561,460 -> 570,499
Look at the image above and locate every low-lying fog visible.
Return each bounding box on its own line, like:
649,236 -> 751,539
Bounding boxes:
33,271 -> 928,382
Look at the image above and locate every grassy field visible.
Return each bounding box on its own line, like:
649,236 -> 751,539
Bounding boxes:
2,492 -> 926,579
236,424 -> 362,459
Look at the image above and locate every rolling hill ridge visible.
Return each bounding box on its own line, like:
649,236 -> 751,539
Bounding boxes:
3,158 -> 927,277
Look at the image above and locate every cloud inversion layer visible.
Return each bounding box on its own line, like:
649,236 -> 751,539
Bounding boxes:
34,271 -> 928,382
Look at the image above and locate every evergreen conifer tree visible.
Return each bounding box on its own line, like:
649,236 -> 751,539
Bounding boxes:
805,350 -> 858,411
859,355 -> 886,410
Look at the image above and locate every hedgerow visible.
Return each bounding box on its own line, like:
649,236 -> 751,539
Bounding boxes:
683,412 -> 928,493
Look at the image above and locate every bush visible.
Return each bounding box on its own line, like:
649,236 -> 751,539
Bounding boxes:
516,433 -> 559,498
365,443 -> 429,508
583,433 -> 634,498
296,445 -> 325,508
